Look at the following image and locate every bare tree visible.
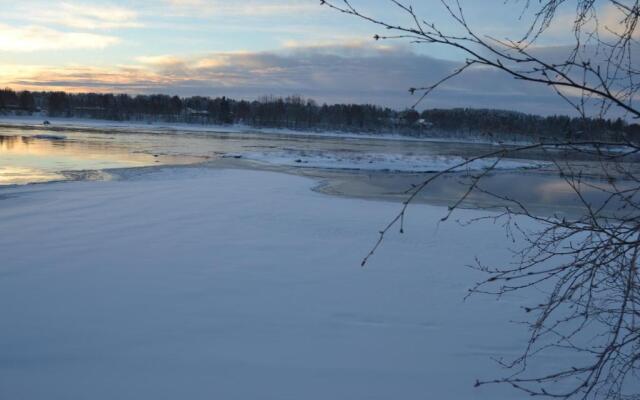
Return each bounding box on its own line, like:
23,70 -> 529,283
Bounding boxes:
321,1 -> 640,399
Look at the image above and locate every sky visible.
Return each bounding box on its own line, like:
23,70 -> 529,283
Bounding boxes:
0,0 -> 628,114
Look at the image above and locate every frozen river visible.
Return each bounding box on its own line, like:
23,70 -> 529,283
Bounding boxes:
1,119 -> 637,216
2,119 -> 639,399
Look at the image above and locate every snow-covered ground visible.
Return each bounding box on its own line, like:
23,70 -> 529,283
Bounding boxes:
236,149 -> 548,172
0,166 -> 568,399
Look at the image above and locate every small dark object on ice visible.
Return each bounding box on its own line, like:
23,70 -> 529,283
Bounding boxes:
43,120 -> 50,125
295,159 -> 303,163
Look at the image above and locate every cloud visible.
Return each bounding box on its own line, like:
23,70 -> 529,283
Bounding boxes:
0,42 -> 591,115
0,23 -> 119,52
136,55 -> 187,67
164,0 -> 318,17
542,2 -> 639,42
0,64 -> 167,92
601,3 -> 640,39
23,2 -> 140,30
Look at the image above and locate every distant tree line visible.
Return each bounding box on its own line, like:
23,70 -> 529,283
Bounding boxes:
0,88 -> 637,142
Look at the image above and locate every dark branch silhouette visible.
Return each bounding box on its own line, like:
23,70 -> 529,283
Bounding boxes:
322,1 -> 640,399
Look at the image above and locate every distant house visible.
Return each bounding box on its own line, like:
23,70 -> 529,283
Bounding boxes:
417,119 -> 434,129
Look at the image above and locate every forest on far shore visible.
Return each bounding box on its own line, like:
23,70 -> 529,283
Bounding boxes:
1,88 -> 638,142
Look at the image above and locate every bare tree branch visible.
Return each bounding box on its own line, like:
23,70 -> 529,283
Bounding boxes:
322,1 -> 640,398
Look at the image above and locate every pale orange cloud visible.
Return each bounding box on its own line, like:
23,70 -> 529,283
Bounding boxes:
0,64 -> 165,92
23,2 -> 141,30
136,55 -> 187,68
601,3 -> 640,39
164,0 -> 317,16
0,23 -> 119,52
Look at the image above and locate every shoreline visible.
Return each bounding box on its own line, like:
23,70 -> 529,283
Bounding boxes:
1,118 -> 635,219
0,157 -> 599,219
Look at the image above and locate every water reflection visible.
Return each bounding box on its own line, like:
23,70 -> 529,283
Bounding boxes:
1,125 -> 638,216
313,169 -> 640,218
0,166 -> 64,185
0,133 -> 198,185
0,135 -> 30,150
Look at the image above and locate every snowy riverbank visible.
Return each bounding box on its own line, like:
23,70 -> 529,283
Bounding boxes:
0,166 -> 577,399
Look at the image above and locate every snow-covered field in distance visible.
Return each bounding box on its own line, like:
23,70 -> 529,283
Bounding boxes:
0,115 -> 529,145
0,166 -> 566,400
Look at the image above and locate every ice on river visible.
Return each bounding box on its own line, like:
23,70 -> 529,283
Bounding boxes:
0,167 -> 571,400
235,149 -> 548,172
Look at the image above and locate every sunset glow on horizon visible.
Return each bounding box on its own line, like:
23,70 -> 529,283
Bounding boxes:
0,0 -> 630,114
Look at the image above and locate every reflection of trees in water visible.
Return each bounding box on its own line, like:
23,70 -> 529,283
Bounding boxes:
0,135 -> 69,151
0,135 -> 29,150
